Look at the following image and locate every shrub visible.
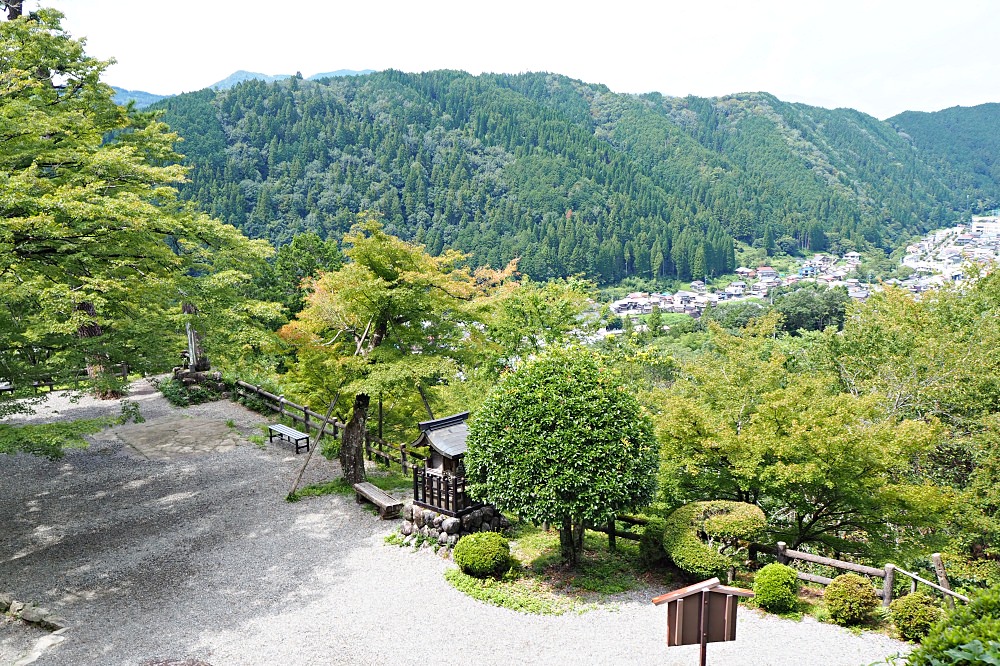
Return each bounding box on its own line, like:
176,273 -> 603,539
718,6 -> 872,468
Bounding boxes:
155,378 -> 221,407
824,573 -> 879,626
907,586 -> 1000,664
453,532 -> 511,579
639,517 -> 668,567
889,592 -> 942,642
661,501 -> 767,580
754,563 -> 800,613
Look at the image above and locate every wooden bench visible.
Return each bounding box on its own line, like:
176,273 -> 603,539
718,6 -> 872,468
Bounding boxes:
267,423 -> 310,454
352,482 -> 403,520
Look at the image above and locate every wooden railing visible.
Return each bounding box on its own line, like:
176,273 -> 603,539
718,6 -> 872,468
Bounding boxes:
234,381 -> 346,442
412,468 -> 482,517
0,364 -> 129,395
233,381 -> 427,474
774,542 -> 968,607
364,432 -> 425,474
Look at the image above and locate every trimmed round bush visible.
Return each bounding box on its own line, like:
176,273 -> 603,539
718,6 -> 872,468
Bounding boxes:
907,586 -> 1000,664
453,531 -> 510,579
661,501 -> 767,580
753,563 -> 800,613
824,573 -> 880,626
889,592 -> 942,641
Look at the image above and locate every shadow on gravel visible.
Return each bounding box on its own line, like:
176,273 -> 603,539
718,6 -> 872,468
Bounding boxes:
0,436 -> 376,665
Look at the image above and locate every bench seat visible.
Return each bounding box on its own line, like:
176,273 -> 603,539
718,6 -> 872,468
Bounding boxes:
267,423 -> 310,454
353,482 -> 403,519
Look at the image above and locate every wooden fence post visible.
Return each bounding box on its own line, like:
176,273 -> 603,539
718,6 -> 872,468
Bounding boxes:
776,542 -> 788,564
304,406 -> 310,434
608,517 -> 617,552
278,395 -> 285,418
931,553 -> 955,610
882,564 -> 895,607
400,443 -> 408,473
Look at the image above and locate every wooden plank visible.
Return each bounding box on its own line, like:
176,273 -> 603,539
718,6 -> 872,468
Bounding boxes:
784,548 -> 886,577
796,571 -> 834,586
894,566 -> 970,603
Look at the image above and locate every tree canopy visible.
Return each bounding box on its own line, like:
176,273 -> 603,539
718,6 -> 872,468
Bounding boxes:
0,10 -> 280,416
465,346 -> 658,563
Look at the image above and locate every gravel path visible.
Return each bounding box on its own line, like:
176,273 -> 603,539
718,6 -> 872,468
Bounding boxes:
0,382 -> 911,665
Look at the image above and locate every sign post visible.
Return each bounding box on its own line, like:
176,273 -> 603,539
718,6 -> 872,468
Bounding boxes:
652,578 -> 754,665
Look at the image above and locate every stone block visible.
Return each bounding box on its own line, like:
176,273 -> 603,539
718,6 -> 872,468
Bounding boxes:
20,606 -> 44,623
442,517 -> 461,534
9,601 -> 23,615
437,531 -> 448,545
0,592 -> 12,612
432,513 -> 445,528
41,616 -> 67,631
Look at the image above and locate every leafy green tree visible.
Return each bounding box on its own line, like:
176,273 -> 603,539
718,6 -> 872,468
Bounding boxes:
656,314 -> 949,558
280,216 -> 483,483
272,232 -> 343,313
772,284 -> 849,333
465,346 -> 658,564
0,10 -> 280,418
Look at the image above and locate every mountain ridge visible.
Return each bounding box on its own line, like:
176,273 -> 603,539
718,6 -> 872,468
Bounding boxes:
148,70 -> 998,283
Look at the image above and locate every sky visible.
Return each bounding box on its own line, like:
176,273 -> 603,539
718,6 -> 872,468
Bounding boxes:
33,0 -> 1000,119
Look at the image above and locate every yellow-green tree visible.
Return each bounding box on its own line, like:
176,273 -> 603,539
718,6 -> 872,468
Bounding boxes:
657,314 -> 949,559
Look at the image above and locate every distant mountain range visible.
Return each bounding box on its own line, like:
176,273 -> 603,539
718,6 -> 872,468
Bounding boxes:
111,69 -> 375,108
145,69 -> 1000,284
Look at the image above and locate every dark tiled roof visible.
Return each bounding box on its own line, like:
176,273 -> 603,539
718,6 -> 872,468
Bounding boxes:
416,412 -> 470,458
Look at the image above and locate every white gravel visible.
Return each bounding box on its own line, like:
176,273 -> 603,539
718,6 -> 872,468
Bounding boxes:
0,382 -> 912,666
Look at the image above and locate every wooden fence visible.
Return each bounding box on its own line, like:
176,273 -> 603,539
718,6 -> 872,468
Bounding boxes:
590,515 -> 649,551
234,380 -> 346,442
0,364 -> 130,395
412,468 -> 482,517
233,381 -> 425,473
773,542 -> 968,607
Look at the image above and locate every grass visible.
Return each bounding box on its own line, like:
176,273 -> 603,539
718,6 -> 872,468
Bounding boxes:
285,468 -> 411,502
0,417 -> 116,458
441,523 -> 670,614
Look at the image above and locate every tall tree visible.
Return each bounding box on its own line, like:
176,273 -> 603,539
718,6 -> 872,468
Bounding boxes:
279,217 -> 484,483
0,10 -> 280,415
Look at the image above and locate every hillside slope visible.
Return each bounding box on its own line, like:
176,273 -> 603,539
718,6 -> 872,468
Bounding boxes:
152,71 -> 981,282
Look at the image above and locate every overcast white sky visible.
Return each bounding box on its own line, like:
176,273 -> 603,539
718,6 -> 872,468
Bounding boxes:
37,0 -> 1000,119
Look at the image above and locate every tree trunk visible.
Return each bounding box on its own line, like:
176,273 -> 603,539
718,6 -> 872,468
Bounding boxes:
559,516 -> 585,565
340,393 -> 369,484
5,1 -> 23,20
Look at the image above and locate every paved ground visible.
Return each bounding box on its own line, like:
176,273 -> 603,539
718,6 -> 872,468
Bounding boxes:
0,383 -> 912,666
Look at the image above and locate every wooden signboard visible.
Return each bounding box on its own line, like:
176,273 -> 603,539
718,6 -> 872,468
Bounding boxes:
651,578 -> 754,665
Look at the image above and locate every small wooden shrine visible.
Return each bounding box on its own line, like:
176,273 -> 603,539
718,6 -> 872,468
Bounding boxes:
411,412 -> 482,517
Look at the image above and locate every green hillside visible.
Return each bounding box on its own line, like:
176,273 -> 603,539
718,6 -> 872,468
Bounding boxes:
152,70 -> 978,283
890,103 -> 1000,209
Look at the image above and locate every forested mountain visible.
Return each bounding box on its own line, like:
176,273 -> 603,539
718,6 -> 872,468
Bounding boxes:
151,70 -> 989,283
890,103 -> 1000,209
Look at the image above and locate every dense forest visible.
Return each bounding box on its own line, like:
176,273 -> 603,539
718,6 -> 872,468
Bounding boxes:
150,70 -> 995,284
